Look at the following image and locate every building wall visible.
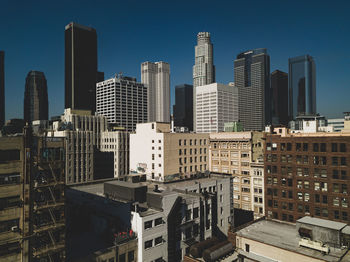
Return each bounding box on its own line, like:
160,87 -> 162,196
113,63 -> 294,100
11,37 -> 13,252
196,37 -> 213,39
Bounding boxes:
195,83 -> 238,133
96,76 -> 148,132
130,122 -> 209,182
236,236 -> 323,262
0,51 -> 5,129
141,62 -> 170,123
100,131 -> 129,178
265,132 -> 350,223
209,132 -> 265,218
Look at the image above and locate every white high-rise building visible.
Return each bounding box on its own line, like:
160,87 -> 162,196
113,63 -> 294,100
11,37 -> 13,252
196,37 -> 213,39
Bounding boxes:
141,61 -> 170,123
195,83 -> 238,133
96,76 -> 148,132
193,32 -> 215,131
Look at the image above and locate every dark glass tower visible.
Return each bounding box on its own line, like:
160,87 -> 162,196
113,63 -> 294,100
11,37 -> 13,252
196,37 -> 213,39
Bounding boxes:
288,55 -> 316,119
234,48 -> 271,131
0,51 -> 4,129
65,22 -> 97,112
173,84 -> 193,130
24,71 -> 48,124
271,70 -> 289,126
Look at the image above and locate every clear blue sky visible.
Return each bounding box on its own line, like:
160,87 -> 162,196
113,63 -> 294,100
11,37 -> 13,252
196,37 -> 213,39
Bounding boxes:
1,0 -> 350,120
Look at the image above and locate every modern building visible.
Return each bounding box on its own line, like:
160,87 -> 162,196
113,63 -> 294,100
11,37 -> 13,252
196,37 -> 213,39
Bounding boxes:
100,131 -> 129,178
264,127 -> 350,224
289,115 -> 333,133
141,61 -> 170,122
224,121 -> 243,132
23,71 -> 49,124
173,84 -> 193,131
65,22 -> 98,112
195,83 -> 238,133
328,118 -> 345,132
234,48 -> 271,131
0,51 -> 4,129
209,132 -> 265,219
96,75 -> 148,132
0,129 -> 66,262
130,122 -> 209,182
235,217 -> 350,262
289,55 -> 316,119
193,32 -> 215,131
271,69 -> 289,126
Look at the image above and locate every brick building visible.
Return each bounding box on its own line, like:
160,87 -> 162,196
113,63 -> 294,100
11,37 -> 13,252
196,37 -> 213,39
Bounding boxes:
265,128 -> 350,224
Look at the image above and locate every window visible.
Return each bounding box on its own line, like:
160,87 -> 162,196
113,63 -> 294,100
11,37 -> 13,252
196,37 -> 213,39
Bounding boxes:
320,143 -> 326,152
340,143 -> 346,152
287,143 -> 292,151
128,251 -> 135,262
296,143 -> 301,151
179,139 -> 182,146
334,210 -> 340,219
155,236 -> 163,245
343,212 -> 348,221
119,253 -> 126,262
303,143 -> 309,151
322,195 -> 328,204
332,143 -> 338,152
144,221 -> 152,230
315,194 -> 320,203
144,240 -> 152,249
333,197 -> 340,206
341,157 -> 347,166
245,244 -> 250,252
332,157 -> 338,166
313,143 -> 319,152
155,218 -> 163,226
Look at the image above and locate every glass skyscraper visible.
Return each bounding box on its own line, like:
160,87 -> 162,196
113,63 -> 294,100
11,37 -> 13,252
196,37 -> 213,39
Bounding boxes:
0,51 -> 4,129
23,71 -> 48,124
288,55 -> 316,119
234,48 -> 271,131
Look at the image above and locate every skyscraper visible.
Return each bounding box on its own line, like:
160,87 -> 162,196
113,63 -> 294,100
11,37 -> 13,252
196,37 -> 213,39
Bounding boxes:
0,51 -> 4,129
234,48 -> 271,131
271,70 -> 289,126
288,55 -> 316,119
195,83 -> 238,133
97,75 -> 148,132
24,71 -> 48,124
173,84 -> 193,130
141,61 -> 170,122
65,22 -> 98,113
193,32 -> 215,130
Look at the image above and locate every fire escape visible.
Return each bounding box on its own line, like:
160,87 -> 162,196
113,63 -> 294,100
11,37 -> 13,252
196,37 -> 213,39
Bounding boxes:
29,137 -> 66,262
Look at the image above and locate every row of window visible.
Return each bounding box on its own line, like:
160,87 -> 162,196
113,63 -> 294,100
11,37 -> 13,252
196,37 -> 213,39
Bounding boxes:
266,154 -> 347,166
179,148 -> 207,155
179,164 -> 207,173
270,208 -> 348,222
179,139 -> 207,146
267,142 -> 347,152
144,236 -> 164,250
179,156 -> 207,164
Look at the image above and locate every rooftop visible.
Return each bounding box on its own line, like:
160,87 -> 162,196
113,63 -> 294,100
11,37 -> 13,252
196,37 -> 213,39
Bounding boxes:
237,219 -> 348,262
297,216 -> 347,231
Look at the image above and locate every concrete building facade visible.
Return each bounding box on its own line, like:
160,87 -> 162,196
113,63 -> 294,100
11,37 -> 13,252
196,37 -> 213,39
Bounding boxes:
209,132 -> 265,219
96,76 -> 148,132
100,131 -> 129,178
0,130 -> 66,262
141,62 -> 170,123
130,122 -> 209,182
195,83 -> 238,133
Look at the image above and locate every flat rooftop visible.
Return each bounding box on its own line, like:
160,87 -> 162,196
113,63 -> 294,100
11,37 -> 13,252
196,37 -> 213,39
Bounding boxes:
297,216 -> 347,231
237,219 -> 348,262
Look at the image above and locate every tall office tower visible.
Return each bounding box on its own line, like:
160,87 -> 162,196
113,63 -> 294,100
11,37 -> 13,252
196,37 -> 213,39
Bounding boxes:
141,61 -> 170,122
193,32 -> 215,131
0,51 -> 4,129
24,71 -> 49,124
234,48 -> 271,131
173,84 -> 193,130
65,22 -> 98,112
195,83 -> 238,133
271,70 -> 289,126
0,129 -> 66,262
96,76 -> 148,132
288,55 -> 316,119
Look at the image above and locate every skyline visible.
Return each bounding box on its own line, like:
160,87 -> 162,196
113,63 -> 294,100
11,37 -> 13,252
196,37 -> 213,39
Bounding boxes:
1,0 -> 350,121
